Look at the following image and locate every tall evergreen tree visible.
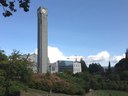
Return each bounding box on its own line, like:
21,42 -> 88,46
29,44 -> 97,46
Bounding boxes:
80,58 -> 88,72
107,61 -> 112,74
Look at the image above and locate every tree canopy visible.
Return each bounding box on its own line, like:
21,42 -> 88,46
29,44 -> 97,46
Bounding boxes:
0,0 -> 30,17
89,63 -> 104,74
115,58 -> 128,73
0,49 -> 33,96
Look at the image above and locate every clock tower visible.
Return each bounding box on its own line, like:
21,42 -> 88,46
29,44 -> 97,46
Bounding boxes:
37,7 -> 48,73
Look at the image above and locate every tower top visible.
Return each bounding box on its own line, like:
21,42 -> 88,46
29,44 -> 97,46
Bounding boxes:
37,7 -> 48,15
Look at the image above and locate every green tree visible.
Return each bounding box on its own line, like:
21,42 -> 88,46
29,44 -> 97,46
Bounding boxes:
0,50 -> 8,95
0,50 -> 33,96
120,71 -> 128,81
8,50 -> 33,84
80,58 -> 88,72
107,61 -> 112,75
0,0 -> 30,17
115,58 -> 128,73
89,63 -> 104,74
0,49 -> 8,64
107,73 -> 120,81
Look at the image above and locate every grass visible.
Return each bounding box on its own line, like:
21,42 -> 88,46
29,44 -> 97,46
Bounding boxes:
85,90 -> 128,96
20,89 -> 128,96
21,88 -> 80,96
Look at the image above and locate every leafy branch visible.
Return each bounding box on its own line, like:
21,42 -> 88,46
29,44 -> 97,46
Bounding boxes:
0,0 -> 30,17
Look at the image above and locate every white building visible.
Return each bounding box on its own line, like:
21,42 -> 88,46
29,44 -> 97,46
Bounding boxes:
27,53 -> 37,73
73,62 -> 81,74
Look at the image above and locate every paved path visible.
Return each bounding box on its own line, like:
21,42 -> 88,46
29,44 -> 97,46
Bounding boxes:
85,91 -> 96,96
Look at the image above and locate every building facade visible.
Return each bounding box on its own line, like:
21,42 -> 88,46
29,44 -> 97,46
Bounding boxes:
37,7 -> 48,73
49,60 -> 81,74
57,60 -> 73,73
73,62 -> 82,74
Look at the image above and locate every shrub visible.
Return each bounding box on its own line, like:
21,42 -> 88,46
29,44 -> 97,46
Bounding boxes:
30,73 -> 86,95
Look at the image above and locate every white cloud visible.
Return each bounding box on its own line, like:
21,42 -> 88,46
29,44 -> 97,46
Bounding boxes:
48,46 -> 84,63
33,46 -> 67,63
67,55 -> 84,61
88,51 -> 110,61
84,51 -> 110,66
85,51 -> 125,66
110,55 -> 125,64
48,46 -> 67,63
33,46 -> 124,66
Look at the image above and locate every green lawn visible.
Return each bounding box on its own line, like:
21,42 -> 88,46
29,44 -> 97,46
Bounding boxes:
86,90 -> 128,96
21,88 -> 80,96
20,89 -> 128,96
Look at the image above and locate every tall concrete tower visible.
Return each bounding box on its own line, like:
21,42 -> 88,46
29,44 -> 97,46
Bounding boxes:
37,7 -> 48,73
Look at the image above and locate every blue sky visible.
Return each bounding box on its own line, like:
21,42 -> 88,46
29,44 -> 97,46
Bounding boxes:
0,0 -> 128,65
